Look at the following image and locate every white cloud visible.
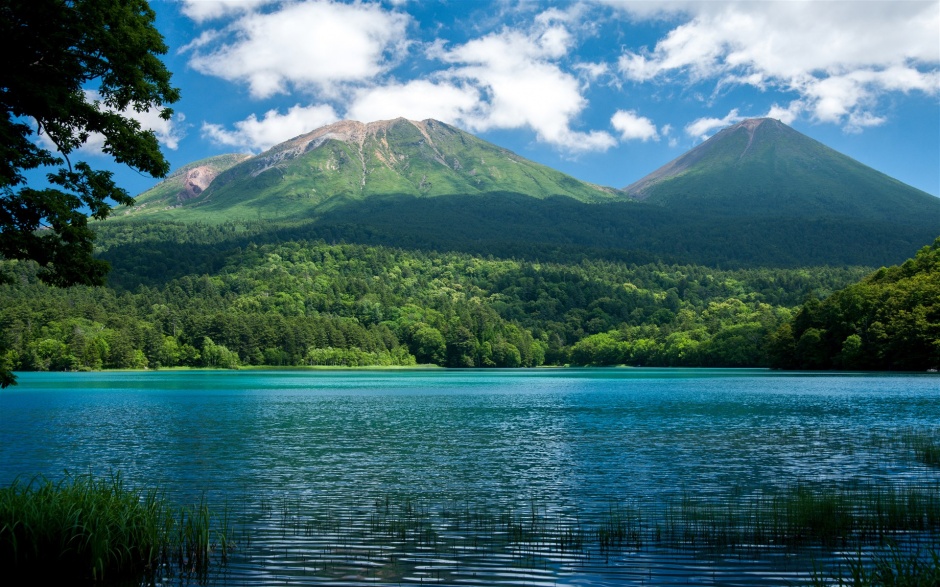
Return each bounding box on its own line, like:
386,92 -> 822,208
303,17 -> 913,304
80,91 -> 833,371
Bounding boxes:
182,3 -> 618,153
180,0 -> 280,23
845,111 -> 887,133
685,109 -> 742,141
574,61 -> 609,82
616,1 -> 940,130
36,90 -> 185,156
596,0 -> 699,20
431,22 -> 615,152
764,101 -> 802,125
346,80 -> 481,124
186,1 -> 410,98
202,104 -> 339,151
133,109 -> 187,151
610,109 -> 659,141
551,129 -> 618,153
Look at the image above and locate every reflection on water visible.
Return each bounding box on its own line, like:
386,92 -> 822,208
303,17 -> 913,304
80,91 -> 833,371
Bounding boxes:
1,369 -> 938,585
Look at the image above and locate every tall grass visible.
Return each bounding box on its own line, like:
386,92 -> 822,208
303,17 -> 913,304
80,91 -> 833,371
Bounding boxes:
902,429 -> 940,468
354,484 -> 940,554
0,472 -> 230,584
811,543 -> 940,587
872,428 -> 940,469
656,484 -> 940,549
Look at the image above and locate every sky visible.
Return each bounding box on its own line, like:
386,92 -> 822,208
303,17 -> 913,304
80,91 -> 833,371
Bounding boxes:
76,0 -> 940,197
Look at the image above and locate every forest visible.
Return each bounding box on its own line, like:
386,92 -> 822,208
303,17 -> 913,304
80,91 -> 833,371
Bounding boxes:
769,237 -> 940,371
0,220 -> 893,373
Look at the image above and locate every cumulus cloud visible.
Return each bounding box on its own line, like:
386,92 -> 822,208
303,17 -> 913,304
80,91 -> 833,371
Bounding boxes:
685,109 -> 743,141
185,1 -> 410,98
183,2 -> 619,153
129,108 -> 187,151
616,1 -> 940,129
764,101 -> 802,125
430,22 -> 616,152
180,0 -> 280,23
202,104 -> 339,151
574,62 -> 610,83
346,80 -> 481,124
36,90 -> 186,157
610,110 -> 659,141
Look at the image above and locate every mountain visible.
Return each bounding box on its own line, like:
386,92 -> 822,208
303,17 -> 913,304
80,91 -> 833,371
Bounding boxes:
112,117 -> 939,268
127,153 -> 250,214
624,118 -> 940,222
128,118 -> 622,221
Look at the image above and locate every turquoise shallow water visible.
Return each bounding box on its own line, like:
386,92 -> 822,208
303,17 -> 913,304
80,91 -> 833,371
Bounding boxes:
1,368 -> 938,585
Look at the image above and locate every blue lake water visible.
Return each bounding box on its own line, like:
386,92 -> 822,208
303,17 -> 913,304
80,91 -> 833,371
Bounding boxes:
1,368 -> 938,585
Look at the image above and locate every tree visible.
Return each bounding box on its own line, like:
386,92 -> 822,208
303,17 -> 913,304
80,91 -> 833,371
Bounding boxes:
776,238 -> 940,371
410,324 -> 446,365
0,0 -> 178,386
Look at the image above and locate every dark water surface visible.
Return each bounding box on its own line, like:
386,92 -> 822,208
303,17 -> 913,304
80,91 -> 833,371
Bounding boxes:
1,369 -> 938,585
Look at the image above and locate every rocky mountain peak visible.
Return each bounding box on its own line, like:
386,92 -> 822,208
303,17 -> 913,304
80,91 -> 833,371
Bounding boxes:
729,117 -> 776,132
269,118 -> 435,154
129,116 -> 618,218
247,118 -> 447,179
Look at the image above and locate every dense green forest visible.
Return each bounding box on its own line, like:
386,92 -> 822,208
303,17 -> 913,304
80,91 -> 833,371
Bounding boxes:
4,106 -> 936,375
770,238 -> 940,371
0,221 -> 878,372
105,194 -> 940,270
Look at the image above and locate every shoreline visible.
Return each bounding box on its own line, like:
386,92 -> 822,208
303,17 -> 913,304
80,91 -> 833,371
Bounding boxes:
10,364 -> 774,373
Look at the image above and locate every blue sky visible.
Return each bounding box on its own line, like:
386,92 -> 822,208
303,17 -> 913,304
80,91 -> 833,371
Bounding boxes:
85,1 -> 940,197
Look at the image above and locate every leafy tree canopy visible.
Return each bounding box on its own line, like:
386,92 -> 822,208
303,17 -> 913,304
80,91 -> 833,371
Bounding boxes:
0,0 -> 178,386
770,237 -> 940,371
1,223 -> 876,387
0,0 -> 178,287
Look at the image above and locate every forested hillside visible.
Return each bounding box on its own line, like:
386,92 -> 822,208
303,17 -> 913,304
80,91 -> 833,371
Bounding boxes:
3,115 -> 937,376
625,119 -> 940,222
770,238 -> 940,370
115,117 -> 940,270
0,223 -> 871,372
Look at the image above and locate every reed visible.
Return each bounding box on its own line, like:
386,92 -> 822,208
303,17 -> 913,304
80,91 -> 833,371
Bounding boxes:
0,473 -> 231,584
902,430 -> 940,468
596,504 -> 642,550
240,485 -> 938,583
349,484 -> 940,554
656,484 -> 940,549
811,543 -> 940,586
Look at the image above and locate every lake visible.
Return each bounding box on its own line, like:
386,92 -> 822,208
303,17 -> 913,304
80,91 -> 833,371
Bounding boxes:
1,369 -> 938,585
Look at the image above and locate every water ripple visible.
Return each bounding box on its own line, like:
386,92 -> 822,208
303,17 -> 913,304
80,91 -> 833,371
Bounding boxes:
1,369 -> 938,585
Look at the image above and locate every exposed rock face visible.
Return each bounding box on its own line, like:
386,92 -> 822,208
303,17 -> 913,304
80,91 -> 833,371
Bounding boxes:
131,153 -> 252,212
179,166 -> 220,201
247,118 -> 450,179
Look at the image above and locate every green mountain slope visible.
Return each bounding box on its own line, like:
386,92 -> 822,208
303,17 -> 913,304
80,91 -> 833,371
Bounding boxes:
110,117 -> 939,268
624,118 -> 940,222
124,118 -> 621,222
128,153 -> 251,214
